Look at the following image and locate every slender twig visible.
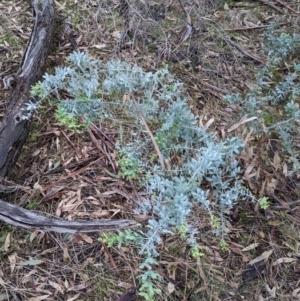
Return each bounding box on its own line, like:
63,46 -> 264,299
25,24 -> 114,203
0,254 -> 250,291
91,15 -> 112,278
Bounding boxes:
199,80 -> 229,94
87,128 -> 116,173
61,129 -> 82,159
130,94 -> 166,172
177,0 -> 191,24
270,200 -> 300,210
226,39 -> 264,64
102,242 -> 119,271
91,122 -> 115,151
263,118 -> 294,132
225,22 -> 290,31
274,0 -> 299,14
257,0 -> 283,13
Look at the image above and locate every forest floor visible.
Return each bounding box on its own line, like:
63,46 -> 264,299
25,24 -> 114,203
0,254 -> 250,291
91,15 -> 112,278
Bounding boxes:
0,0 -> 300,300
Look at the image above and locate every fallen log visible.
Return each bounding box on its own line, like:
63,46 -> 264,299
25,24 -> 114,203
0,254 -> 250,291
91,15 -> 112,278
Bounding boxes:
0,200 -> 139,233
0,0 -> 139,232
0,0 -> 55,177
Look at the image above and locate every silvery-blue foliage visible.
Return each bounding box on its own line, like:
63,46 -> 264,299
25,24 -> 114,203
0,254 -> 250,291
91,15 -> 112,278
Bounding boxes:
35,51 -> 249,257
224,29 -> 300,173
264,28 -> 300,64
20,98 -> 41,121
134,114 -> 247,256
103,60 -> 153,93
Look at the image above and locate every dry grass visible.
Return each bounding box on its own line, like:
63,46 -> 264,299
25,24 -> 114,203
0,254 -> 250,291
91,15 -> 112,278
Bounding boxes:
0,0 -> 300,300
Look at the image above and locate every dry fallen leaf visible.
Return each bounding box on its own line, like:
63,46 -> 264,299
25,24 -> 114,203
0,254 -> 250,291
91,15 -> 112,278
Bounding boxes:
271,257 -> 296,266
167,282 -> 175,294
48,280 -> 65,295
66,293 -> 81,301
249,249 -> 273,265
62,244 -> 70,262
17,258 -> 44,266
28,296 -> 51,301
242,243 -> 259,252
228,115 -> 258,132
4,233 -> 10,252
80,234 -> 93,244
92,43 -> 107,49
8,252 -> 16,274
292,288 -> 300,299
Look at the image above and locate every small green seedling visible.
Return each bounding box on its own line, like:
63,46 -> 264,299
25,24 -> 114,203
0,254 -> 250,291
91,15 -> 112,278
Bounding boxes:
258,196 -> 270,210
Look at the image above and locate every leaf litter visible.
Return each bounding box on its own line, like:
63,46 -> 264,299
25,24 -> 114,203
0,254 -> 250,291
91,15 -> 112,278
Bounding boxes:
0,0 -> 299,300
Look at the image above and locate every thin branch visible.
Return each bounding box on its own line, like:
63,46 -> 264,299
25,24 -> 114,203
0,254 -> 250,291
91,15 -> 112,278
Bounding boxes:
273,0 -> 299,14
88,127 -> 117,173
130,94 -> 166,172
226,39 -> 264,64
263,118 -> 294,131
257,0 -> 284,13
225,22 -> 290,31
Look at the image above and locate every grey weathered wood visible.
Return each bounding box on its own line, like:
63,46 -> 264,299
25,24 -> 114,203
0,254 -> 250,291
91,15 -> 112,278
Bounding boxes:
0,200 -> 139,233
0,0 -> 55,177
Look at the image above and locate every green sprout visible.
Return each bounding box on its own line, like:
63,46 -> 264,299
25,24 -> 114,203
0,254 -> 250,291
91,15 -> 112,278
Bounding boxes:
220,239 -> 228,251
210,215 -> 220,229
258,196 -> 270,210
190,245 -> 204,258
117,151 -> 143,180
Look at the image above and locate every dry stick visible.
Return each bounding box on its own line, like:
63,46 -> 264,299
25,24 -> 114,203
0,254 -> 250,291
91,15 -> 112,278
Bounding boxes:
130,94 -> 166,172
102,242 -> 119,271
61,129 -> 82,159
87,128 -> 116,173
225,22 -> 290,31
87,128 -> 106,154
45,155 -> 101,175
226,39 -> 264,64
91,122 -> 115,151
273,0 -> 299,14
257,0 -> 284,13
198,79 -> 229,94
268,192 -> 291,210
271,200 -> 300,210
69,157 -> 104,176
177,0 -> 191,24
